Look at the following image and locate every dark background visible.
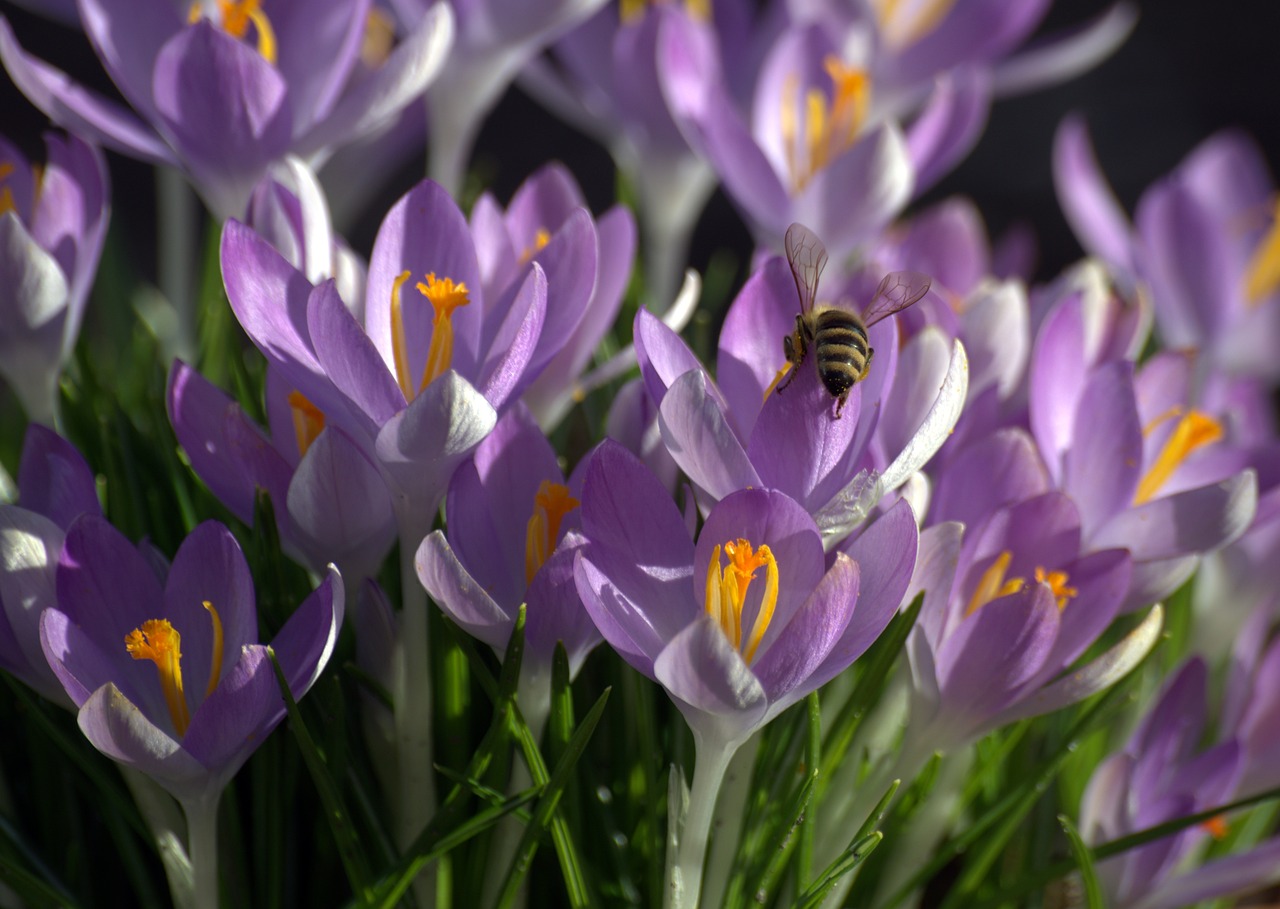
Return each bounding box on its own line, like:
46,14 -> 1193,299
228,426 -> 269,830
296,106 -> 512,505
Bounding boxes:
3,0 -> 1279,300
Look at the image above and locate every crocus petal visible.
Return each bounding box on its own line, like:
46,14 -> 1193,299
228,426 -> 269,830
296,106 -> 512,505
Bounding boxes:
931,429 -> 1050,528
993,3 -> 1138,96
0,19 -> 174,165
879,337 -> 968,495
634,306 -> 713,407
1131,839 -> 1280,909
575,551 -> 673,679
266,0 -> 369,131
307,278 -> 405,424
477,263 -> 546,409
878,326 -> 952,461
1064,361 -> 1143,537
77,0 -> 181,120
961,280 -> 1029,398
991,604 -> 1163,726
524,534 -> 600,676
658,369 -> 762,501
653,614 -> 768,739
17,423 -> 101,527
520,209 -> 597,375
1053,115 -> 1135,271
294,3 -> 454,158
906,68 -> 991,196
181,646 -> 281,785
151,22 -> 293,218
1092,471 -> 1257,560
912,521 -> 963,649
76,683 -> 208,800
716,256 -> 801,431
1029,294 -> 1088,484
837,497 -> 919,642
0,506 -> 67,699
416,530 -> 512,652
265,565 -> 343,698
1122,555 -> 1199,613
0,214 -> 69,422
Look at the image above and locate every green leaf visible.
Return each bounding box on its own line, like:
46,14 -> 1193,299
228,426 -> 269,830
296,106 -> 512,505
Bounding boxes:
1059,814 -> 1103,909
792,832 -> 884,909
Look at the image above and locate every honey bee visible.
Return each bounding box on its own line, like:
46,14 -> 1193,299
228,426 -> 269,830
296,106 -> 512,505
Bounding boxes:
775,223 -> 931,418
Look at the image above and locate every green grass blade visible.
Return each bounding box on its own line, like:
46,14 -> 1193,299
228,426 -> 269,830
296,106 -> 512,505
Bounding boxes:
1059,815 -> 1103,908
792,832 -> 884,909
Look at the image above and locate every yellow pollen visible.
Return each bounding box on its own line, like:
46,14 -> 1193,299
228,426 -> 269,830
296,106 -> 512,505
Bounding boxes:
704,539 -> 779,664
524,480 -> 580,585
870,0 -> 958,49
189,0 -> 277,64
390,270 -> 416,400
781,57 -> 871,192
0,162 -> 14,217
518,228 -> 552,266
1201,815 -> 1229,840
360,7 -> 396,68
125,619 -> 190,736
967,551 -> 1078,615
1244,197 -> 1280,306
762,361 -> 793,401
287,390 -> 326,458
620,0 -> 710,25
202,601 -> 225,698
416,273 -> 471,392
1134,410 -> 1223,505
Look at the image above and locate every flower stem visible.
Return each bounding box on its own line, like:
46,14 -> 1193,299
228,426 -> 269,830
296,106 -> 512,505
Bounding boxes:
670,733 -> 739,909
157,167 -> 195,362
182,794 -> 221,909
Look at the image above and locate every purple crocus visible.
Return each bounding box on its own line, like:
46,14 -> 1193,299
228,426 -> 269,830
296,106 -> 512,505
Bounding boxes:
574,440 -> 915,906
0,424 -> 101,704
0,0 -> 453,218
416,405 -> 600,723
0,131 -> 108,426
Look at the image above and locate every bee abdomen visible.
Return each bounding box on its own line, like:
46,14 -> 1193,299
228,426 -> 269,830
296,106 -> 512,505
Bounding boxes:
813,312 -> 868,395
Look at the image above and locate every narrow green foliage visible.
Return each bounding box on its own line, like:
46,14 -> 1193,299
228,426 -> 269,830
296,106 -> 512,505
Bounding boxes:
1059,814 -> 1104,908
792,832 -> 884,909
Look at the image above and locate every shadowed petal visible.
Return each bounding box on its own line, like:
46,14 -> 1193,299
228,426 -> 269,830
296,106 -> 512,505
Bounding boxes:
416,530 -> 511,651
1053,115 -> 1135,271
17,423 -> 100,527
658,370 -> 761,500
654,614 -> 767,734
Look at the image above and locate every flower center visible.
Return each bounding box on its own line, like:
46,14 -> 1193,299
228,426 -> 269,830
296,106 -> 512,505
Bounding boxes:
518,228 -> 552,266
389,270 -> 472,402
188,0 -> 278,64
966,550 -> 1078,615
781,56 -> 871,192
619,0 -> 710,25
1134,407 -> 1223,505
124,601 -> 225,738
524,480 -> 580,585
704,538 -> 779,664
1244,198 -> 1280,306
869,0 -> 957,49
287,390 -> 326,458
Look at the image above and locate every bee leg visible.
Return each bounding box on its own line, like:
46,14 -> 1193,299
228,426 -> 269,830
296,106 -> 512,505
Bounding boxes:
859,347 -> 875,382
776,333 -> 803,393
835,391 -> 849,419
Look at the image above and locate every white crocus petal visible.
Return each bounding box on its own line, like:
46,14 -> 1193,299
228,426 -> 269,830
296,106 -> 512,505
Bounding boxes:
990,604 -> 1164,726
297,3 -> 455,162
992,2 -> 1139,97
0,462 -> 14,504
879,338 -> 969,495
962,279 -> 1028,398
0,215 -> 70,425
815,469 -> 883,552
0,506 -> 69,701
298,565 -> 346,694
897,473 -> 931,528
276,156 -> 334,286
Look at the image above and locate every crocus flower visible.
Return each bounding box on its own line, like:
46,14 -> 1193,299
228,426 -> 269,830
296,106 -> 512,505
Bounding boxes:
0,424 -> 101,703
0,0 -> 453,218
416,405 -> 599,723
574,440 -> 915,906
0,131 -> 108,426
40,516 -> 342,812
1055,118 -> 1280,383
1079,658 -> 1274,909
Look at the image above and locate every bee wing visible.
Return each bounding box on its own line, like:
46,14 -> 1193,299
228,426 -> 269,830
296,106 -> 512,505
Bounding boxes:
861,270 -> 932,327
784,222 -> 828,314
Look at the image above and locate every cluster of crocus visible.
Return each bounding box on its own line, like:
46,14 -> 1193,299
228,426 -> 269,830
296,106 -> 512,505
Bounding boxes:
4,2 -> 1280,908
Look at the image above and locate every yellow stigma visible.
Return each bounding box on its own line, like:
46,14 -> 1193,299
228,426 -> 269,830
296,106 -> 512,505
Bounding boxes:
518,228 -> 552,266
389,270 -> 471,400
704,539 -> 779,664
869,0 -> 958,49
1244,197 -> 1280,306
620,0 -> 710,25
524,480 -> 581,586
188,0 -> 277,64
287,390 -> 326,458
966,551 -> 1077,615
1134,409 -> 1223,505
762,361 -> 793,402
781,56 -> 871,192
360,7 -> 396,68
124,602 -> 225,738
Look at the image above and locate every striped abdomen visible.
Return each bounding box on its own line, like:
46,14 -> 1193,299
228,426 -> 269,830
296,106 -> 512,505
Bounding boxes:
812,307 -> 869,398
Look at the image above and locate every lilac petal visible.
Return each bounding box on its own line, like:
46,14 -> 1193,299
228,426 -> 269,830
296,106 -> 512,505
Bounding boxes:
57,515 -> 165,651
879,337 -> 968,495
1064,361 -> 1143,538
0,214 -> 68,422
287,428 -> 396,581
1053,115 -> 1135,271
295,4 -> 454,157
181,646 -> 280,786
366,178 -> 483,381
18,424 -> 100,526
878,326 -> 953,461
506,162 -> 586,242
522,209 -> 596,375
889,0 -> 1050,83
992,604 -> 1163,726
307,278 -> 405,424
1029,296 -> 1088,484
1092,471 -> 1257,560
1039,548 -> 1131,672
267,0 -> 368,130
525,535 -> 600,676
40,607 -> 119,708
374,370 -> 497,525
965,492 -> 1083,573
417,531 -> 513,653
716,256 -> 801,431
794,124 -> 913,255
911,522 -> 963,654
838,497 -> 919,635
471,192 -> 516,296
1133,840 -> 1280,909
164,522 -> 258,698
1122,555 -> 1198,613
961,280 -> 1029,398
151,23 -> 293,218
658,370 -> 761,501
0,19 -> 173,165
0,506 -> 67,698
77,683 -> 208,800
653,614 -> 767,731
753,554 -> 859,708
906,68 -> 991,196
936,585 -> 1060,736
575,550 -> 674,679
634,306 -> 711,407
477,263 -> 546,409
266,566 -> 343,697
931,428 -> 1049,527
78,0 -> 180,120
992,3 -> 1138,96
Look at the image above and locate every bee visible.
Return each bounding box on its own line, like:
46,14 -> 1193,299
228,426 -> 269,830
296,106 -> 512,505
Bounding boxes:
775,222 -> 931,418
